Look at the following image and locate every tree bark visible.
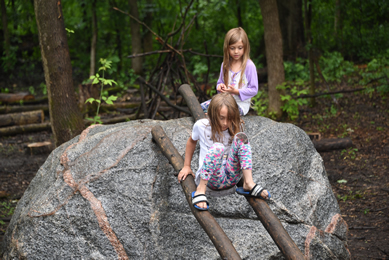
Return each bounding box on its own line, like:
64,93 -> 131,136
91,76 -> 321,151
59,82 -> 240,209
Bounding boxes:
128,0 -> 142,75
259,0 -> 285,119
236,0 -> 243,28
277,0 -> 304,61
34,0 -> 85,147
143,0 -> 153,53
334,0 -> 343,52
0,0 -> 10,57
89,0 -> 97,77
304,0 -> 315,106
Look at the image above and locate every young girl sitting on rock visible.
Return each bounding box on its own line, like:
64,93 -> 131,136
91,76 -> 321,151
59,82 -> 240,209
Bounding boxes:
178,93 -> 270,210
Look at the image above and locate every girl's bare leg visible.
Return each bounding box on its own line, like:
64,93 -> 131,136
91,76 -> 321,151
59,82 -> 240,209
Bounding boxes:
242,169 -> 269,199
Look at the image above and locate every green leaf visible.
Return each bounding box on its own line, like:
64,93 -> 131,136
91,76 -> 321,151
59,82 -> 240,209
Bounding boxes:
92,77 -> 100,85
85,98 -> 96,104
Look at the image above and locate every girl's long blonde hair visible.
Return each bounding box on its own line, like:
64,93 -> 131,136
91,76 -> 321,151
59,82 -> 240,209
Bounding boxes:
222,27 -> 251,89
207,93 -> 243,143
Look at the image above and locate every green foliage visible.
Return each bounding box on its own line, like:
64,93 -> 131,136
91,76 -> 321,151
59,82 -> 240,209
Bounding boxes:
85,58 -> 118,125
251,90 -> 268,117
337,190 -> 364,202
359,49 -> 389,93
319,52 -> 356,83
341,148 -> 358,160
0,200 -> 16,226
284,59 -> 309,81
40,83 -> 47,95
311,0 -> 389,60
28,86 -> 35,95
278,81 -> 309,120
206,88 -> 217,98
191,56 -> 209,82
1,46 -> 18,72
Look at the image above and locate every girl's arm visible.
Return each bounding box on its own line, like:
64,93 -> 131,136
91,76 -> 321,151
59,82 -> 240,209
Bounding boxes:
237,60 -> 258,101
216,63 -> 226,92
177,136 -> 197,183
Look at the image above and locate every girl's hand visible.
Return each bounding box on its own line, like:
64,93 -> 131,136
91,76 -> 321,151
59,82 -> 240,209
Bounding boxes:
178,166 -> 194,183
217,83 -> 227,92
223,85 -> 238,95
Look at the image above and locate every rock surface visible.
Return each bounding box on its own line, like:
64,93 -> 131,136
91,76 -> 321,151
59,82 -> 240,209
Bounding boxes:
1,116 -> 350,259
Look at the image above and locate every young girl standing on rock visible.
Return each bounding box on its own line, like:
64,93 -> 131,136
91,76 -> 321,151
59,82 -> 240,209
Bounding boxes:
201,27 -> 258,116
178,93 -> 270,211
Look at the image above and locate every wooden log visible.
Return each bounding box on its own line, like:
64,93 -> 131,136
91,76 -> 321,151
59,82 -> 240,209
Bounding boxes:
0,104 -> 49,114
0,122 -> 51,136
178,83 -> 305,260
246,197 -> 305,260
100,102 -> 141,110
0,92 -> 34,103
0,110 -> 44,127
26,141 -> 53,155
313,138 -> 353,152
178,84 -> 206,121
151,125 -> 241,260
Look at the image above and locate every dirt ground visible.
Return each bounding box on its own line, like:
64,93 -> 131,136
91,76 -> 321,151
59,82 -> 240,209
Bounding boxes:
0,89 -> 388,259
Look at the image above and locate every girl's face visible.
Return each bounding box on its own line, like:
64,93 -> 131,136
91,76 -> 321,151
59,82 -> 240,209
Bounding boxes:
219,105 -> 231,131
229,40 -> 244,62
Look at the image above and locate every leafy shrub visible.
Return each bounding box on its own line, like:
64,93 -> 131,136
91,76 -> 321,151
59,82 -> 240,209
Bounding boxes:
319,51 -> 356,83
284,58 -> 309,81
277,80 -> 309,120
251,90 -> 269,117
359,49 -> 389,93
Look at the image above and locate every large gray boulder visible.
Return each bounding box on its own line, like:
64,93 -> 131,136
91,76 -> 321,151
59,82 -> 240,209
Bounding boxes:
1,116 -> 350,259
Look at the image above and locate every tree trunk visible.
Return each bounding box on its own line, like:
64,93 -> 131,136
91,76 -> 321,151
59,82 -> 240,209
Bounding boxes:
89,0 -> 97,77
259,0 -> 285,119
143,0 -> 153,53
236,0 -> 243,28
334,0 -> 343,52
128,0 -> 142,75
34,0 -> 84,147
277,0 -> 304,61
0,0 -> 10,57
304,0 -> 315,106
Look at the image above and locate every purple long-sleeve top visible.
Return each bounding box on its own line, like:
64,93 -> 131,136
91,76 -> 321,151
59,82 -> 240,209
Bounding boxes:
216,59 -> 258,101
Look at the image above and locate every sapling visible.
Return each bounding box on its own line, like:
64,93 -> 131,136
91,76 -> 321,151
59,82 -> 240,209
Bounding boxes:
85,58 -> 118,124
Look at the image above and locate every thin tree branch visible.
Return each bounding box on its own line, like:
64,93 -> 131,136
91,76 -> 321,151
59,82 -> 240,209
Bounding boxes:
127,49 -> 222,59
297,84 -> 383,98
167,0 -> 195,38
138,77 -> 191,115
113,7 -> 181,56
127,50 -> 171,58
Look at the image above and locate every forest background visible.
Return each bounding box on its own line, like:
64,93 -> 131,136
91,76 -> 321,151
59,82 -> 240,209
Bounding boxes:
1,0 -> 388,107
0,0 -> 389,259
